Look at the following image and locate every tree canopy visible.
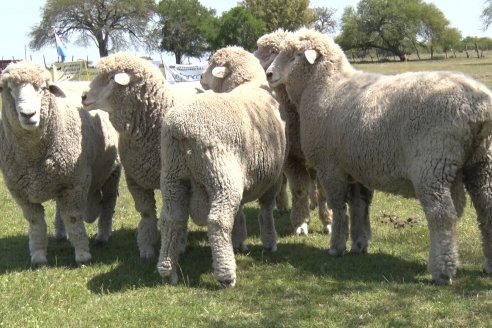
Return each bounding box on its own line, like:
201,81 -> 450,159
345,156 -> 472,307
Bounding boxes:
29,0 -> 155,58
154,0 -> 216,64
212,7 -> 265,52
240,0 -> 316,32
337,0 -> 461,61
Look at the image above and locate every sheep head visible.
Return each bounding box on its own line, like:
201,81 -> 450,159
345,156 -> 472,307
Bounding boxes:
82,52 -> 164,112
0,61 -> 65,131
254,29 -> 290,71
265,29 -> 353,89
200,46 -> 267,93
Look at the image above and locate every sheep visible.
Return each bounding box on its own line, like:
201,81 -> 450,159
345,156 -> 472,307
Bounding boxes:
158,46 -> 286,288
255,29 -> 332,235
0,61 -> 121,266
265,28 -> 492,285
81,53 -> 202,259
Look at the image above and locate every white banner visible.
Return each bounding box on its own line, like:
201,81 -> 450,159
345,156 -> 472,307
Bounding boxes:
51,61 -> 83,81
164,62 -> 208,84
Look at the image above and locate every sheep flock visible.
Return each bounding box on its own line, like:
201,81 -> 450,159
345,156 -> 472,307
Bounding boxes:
0,28 -> 491,288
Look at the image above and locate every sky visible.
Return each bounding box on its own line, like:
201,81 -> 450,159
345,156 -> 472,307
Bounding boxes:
0,0 -> 490,66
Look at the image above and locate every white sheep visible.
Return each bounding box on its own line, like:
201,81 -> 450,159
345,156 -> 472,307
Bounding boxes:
255,29 -> 332,235
0,61 -> 121,266
265,28 -> 492,285
81,53 -> 202,259
157,46 -> 286,288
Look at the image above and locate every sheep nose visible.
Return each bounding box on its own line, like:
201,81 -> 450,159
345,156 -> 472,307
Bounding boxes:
20,112 -> 35,119
81,93 -> 87,101
266,72 -> 273,80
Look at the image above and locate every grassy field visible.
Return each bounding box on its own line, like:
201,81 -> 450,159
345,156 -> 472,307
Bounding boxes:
1,55 -> 492,327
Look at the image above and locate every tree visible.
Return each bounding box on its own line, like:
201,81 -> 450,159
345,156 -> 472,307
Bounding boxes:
481,0 -> 492,30
313,7 -> 337,34
29,0 -> 155,58
440,27 -> 461,58
154,0 -> 216,64
212,7 -> 265,52
338,0 -> 458,62
419,3 -> 449,59
240,0 -> 316,32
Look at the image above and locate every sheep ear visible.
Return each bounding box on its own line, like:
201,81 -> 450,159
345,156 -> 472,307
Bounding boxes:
212,66 -> 228,79
304,49 -> 319,64
48,83 -> 66,98
114,72 -> 130,86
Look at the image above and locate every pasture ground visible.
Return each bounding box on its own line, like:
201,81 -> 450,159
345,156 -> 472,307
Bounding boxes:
0,55 -> 492,327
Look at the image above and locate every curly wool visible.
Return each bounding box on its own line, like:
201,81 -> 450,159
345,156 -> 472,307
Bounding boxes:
207,46 -> 267,91
268,28 -> 492,284
158,47 -> 286,287
0,61 -> 121,266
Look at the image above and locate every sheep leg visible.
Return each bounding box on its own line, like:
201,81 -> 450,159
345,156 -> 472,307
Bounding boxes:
232,208 -> 249,253
349,183 -> 373,254
95,167 -> 121,245
308,175 -> 319,211
157,180 -> 190,285
416,158 -> 462,285
54,205 -> 67,241
275,173 -> 289,213
284,159 -> 311,235
127,176 -> 159,259
207,189 -> 241,288
316,180 -> 333,234
317,170 -> 350,256
57,205 -> 91,264
18,200 -> 48,267
463,157 -> 492,274
258,185 -> 279,252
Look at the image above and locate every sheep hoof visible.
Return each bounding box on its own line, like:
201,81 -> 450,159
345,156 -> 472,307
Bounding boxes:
295,223 -> 309,236
157,258 -> 178,285
219,279 -> 236,288
234,243 -> 250,254
328,247 -> 345,257
432,273 -> 453,285
263,244 -> 277,253
323,224 -> 332,234
484,261 -> 492,274
75,251 -> 92,265
31,259 -> 48,269
350,241 -> 368,254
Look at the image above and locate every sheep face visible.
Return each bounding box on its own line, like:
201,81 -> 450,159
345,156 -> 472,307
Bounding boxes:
254,46 -> 279,70
200,64 -> 229,92
82,72 -> 131,111
0,80 -> 65,131
265,49 -> 319,88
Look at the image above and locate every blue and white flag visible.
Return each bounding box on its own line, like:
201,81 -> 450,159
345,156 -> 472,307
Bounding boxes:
54,32 -> 67,62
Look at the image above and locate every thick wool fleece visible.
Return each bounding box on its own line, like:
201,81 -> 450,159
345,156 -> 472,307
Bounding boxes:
84,52 -> 201,259
0,61 -> 120,266
255,30 -> 332,235
158,47 -> 286,288
268,28 -> 492,284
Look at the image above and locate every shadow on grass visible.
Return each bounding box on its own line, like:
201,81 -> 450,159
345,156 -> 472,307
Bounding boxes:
1,218 -> 491,295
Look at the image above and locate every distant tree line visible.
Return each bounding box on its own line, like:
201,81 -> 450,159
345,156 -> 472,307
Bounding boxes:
28,0 -> 492,64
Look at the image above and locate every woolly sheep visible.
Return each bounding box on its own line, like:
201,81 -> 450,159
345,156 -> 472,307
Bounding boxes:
265,28 -> 492,285
158,46 -> 286,288
81,53 -> 202,259
0,61 -> 121,266
255,29 -> 332,235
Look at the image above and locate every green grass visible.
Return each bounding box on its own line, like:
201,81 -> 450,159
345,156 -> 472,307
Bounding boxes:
1,56 -> 492,327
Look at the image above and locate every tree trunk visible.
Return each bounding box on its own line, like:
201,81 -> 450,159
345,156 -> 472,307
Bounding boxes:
475,42 -> 480,58
174,52 -> 182,64
96,31 -> 109,57
430,46 -> 434,60
465,44 -> 470,58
